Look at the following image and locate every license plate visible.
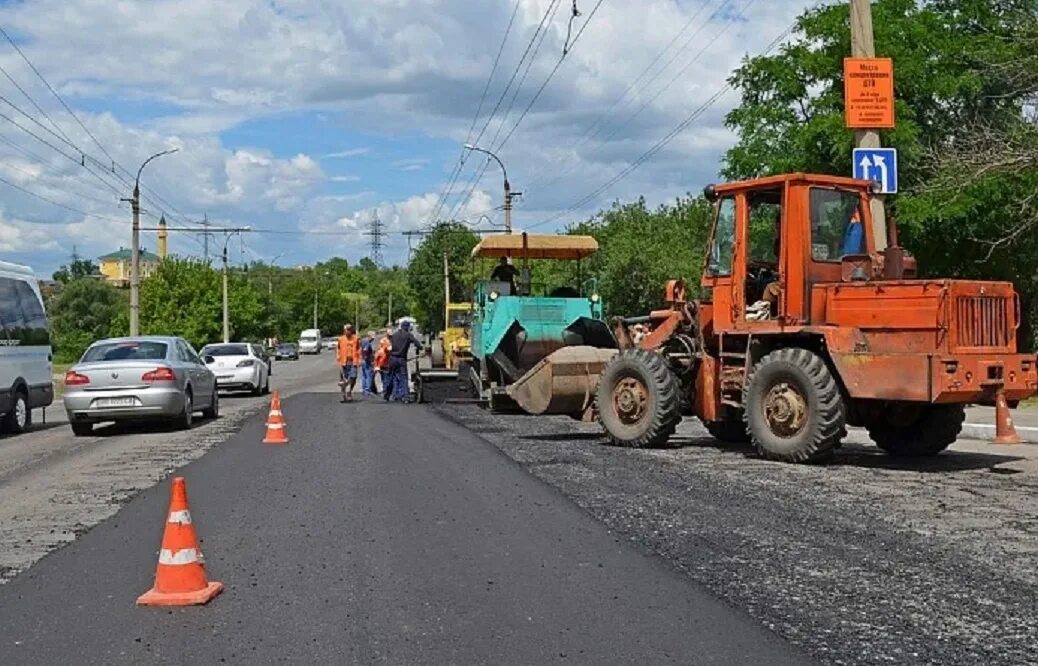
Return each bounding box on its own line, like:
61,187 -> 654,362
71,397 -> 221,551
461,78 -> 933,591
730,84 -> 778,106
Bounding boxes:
94,397 -> 137,408
217,375 -> 235,382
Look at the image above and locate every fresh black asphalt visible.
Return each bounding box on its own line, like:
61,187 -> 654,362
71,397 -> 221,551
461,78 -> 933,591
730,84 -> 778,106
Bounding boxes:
0,393 -> 811,664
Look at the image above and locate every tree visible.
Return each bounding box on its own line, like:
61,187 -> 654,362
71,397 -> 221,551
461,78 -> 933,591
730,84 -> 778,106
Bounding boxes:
408,223 -> 479,332
48,278 -> 125,362
53,252 -> 99,284
566,195 -> 713,317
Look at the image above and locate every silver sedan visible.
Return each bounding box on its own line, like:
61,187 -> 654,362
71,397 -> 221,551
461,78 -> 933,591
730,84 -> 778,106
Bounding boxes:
63,336 -> 219,437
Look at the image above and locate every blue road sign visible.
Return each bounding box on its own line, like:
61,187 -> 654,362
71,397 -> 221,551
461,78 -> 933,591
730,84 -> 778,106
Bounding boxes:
852,148 -> 898,194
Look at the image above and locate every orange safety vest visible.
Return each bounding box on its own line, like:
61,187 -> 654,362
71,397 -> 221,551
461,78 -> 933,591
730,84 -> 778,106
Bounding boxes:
374,337 -> 391,369
336,335 -> 361,365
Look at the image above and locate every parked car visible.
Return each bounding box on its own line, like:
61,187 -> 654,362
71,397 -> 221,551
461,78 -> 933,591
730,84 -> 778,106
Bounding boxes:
298,328 -> 322,354
323,337 -> 338,350
63,336 -> 218,436
200,342 -> 271,395
274,342 -> 299,360
0,260 -> 53,434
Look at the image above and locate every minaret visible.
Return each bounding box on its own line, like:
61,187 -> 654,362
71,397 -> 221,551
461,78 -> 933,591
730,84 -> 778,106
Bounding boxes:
157,214 -> 168,259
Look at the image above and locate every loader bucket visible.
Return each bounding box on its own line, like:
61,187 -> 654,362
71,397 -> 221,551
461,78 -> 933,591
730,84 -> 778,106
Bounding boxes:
506,346 -> 618,416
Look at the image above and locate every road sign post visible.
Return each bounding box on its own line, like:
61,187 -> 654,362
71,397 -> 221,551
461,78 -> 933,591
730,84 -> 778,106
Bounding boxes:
853,148 -> 898,194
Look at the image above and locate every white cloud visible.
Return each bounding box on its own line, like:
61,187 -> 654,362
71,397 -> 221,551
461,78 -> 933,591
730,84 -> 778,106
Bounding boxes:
329,175 -> 361,182
323,148 -> 370,159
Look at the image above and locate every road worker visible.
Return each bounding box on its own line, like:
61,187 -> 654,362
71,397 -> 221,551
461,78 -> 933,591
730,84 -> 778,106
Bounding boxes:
336,324 -> 361,402
383,319 -> 423,403
360,330 -> 377,395
489,256 -> 518,295
374,327 -> 392,394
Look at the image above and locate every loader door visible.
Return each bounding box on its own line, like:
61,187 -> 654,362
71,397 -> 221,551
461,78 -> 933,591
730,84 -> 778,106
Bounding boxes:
741,188 -> 783,324
703,195 -> 737,330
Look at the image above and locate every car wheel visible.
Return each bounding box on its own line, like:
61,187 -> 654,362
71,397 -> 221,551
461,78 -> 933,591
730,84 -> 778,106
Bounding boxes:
70,421 -> 93,437
175,390 -> 194,430
202,390 -> 219,420
1,390 -> 30,434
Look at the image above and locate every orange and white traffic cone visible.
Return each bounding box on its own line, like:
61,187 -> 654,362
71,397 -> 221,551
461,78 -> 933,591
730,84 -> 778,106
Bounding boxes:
137,477 -> 223,606
263,417 -> 289,445
993,388 -> 1022,445
266,391 -> 285,426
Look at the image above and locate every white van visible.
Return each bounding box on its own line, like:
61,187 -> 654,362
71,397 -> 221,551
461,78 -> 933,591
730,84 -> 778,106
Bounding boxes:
0,261 -> 53,433
298,328 -> 322,354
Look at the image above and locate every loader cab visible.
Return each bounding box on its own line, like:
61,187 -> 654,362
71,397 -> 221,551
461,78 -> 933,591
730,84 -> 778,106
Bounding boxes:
702,174 -> 887,331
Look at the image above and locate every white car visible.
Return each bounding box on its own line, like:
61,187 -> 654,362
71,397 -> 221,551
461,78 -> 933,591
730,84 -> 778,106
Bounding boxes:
200,342 -> 271,395
0,261 -> 53,434
298,328 -> 322,354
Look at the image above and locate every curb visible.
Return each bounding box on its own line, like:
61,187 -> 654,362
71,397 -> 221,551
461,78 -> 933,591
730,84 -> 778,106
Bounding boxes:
960,423 -> 1038,444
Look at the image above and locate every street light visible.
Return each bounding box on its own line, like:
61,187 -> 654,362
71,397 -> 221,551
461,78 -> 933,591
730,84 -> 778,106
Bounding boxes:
463,143 -> 520,234
124,148 -> 179,336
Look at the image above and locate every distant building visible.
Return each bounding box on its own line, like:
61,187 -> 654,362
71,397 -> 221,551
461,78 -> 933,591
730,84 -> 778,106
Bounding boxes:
99,247 -> 161,287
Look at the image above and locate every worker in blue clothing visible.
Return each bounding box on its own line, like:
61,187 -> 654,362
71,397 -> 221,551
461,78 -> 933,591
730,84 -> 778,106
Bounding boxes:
383,320 -> 424,402
359,330 -> 377,395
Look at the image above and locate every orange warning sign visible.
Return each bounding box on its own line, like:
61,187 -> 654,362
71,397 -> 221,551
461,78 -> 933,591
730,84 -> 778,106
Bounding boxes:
844,57 -> 895,129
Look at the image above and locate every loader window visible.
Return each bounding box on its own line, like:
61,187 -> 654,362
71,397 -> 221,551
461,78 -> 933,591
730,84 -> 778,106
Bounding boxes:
810,188 -> 866,261
707,196 -> 736,277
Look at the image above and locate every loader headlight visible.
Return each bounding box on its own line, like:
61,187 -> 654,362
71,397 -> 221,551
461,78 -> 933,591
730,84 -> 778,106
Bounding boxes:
590,293 -> 600,303
489,290 -> 499,301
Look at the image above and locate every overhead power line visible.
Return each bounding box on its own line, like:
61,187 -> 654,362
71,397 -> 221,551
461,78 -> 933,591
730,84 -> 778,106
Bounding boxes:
425,0 -> 523,228
431,0 -> 564,227
529,13 -> 804,230
522,0 -> 732,197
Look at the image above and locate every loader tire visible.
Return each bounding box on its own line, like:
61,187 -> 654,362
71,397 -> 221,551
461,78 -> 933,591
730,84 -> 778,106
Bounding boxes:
597,348 -> 682,449
705,416 -> 751,444
744,348 -> 845,463
867,403 -> 964,457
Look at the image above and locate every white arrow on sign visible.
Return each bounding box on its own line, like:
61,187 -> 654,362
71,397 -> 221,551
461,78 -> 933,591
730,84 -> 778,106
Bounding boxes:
859,154 -> 872,174
872,154 -> 888,189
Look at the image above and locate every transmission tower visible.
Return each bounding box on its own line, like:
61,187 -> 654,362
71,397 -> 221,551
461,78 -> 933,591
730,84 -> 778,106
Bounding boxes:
368,213 -> 384,267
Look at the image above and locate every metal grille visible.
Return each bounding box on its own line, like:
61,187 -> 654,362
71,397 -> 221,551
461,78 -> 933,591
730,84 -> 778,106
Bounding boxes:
520,304 -> 567,322
956,296 -> 1010,348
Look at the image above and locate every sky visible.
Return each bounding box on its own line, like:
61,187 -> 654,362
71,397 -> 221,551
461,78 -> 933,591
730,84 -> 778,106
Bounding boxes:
0,0 -> 817,276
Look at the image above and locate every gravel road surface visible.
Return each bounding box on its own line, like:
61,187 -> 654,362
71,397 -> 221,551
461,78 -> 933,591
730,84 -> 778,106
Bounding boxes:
0,392 -> 811,665
431,392 -> 1038,666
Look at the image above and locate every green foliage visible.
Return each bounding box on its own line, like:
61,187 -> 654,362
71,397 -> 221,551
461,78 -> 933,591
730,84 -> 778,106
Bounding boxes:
139,258 -> 224,347
48,278 -> 125,362
407,223 -> 479,332
52,257 -> 99,284
566,195 -> 713,317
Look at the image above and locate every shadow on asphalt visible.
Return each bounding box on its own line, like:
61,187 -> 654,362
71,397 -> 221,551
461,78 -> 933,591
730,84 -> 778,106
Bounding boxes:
513,425 -> 1026,474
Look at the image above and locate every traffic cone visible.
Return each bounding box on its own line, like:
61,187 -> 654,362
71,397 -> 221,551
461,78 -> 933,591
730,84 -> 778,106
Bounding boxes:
137,477 -> 223,606
266,391 -> 285,426
993,388 -> 1022,445
263,418 -> 289,445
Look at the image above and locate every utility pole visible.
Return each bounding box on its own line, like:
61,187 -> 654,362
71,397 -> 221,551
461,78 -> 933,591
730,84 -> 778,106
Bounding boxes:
388,292 -> 393,327
123,148 -> 178,337
313,290 -> 319,330
443,250 -> 450,329
849,0 -> 887,247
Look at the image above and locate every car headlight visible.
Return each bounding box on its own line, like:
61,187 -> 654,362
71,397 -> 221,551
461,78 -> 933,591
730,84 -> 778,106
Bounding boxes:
489,290 -> 499,301
237,359 -> 256,368
590,293 -> 600,303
